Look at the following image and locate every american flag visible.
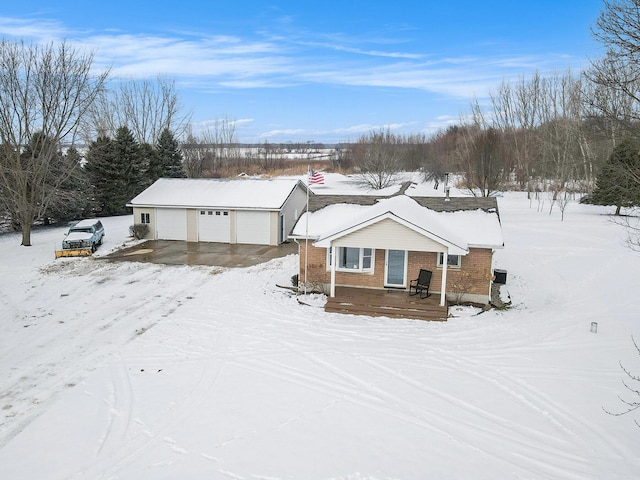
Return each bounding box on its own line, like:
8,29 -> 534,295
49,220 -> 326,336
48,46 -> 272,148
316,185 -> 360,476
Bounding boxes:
308,169 -> 325,185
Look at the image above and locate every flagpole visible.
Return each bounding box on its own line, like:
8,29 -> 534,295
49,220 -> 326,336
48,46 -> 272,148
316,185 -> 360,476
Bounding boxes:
304,166 -> 310,296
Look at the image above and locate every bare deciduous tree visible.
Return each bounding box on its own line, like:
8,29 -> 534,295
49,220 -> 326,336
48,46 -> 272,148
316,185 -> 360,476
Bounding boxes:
604,336 -> 640,427
557,189 -> 572,221
537,71 -> 584,190
0,40 -> 108,246
420,127 -> 460,188
181,117 -> 242,177
591,0 -> 640,120
621,212 -> 640,250
458,124 -> 509,197
329,142 -> 353,171
256,140 -> 284,171
491,73 -> 543,196
352,129 -> 403,190
181,131 -> 207,178
84,75 -> 190,144
587,0 -> 640,246
584,54 -> 640,143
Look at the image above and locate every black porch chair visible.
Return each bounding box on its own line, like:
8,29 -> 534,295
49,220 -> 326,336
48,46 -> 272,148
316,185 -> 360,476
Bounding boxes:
409,269 -> 432,299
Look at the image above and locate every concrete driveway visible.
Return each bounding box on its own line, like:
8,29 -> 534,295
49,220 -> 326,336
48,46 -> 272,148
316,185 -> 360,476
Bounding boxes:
104,240 -> 298,267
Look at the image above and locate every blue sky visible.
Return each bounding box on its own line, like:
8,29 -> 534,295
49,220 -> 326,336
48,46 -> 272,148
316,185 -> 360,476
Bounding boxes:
1,0 -> 605,143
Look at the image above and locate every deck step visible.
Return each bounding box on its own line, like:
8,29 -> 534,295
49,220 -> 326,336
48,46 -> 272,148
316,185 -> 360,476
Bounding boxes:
325,287 -> 448,321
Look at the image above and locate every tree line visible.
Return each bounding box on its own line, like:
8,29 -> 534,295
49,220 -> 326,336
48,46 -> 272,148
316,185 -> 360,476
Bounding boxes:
0,40 -> 187,245
2,1 -> 640,246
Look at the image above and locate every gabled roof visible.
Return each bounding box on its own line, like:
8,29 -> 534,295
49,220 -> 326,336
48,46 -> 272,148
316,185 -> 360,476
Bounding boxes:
313,196 -> 469,254
129,178 -> 306,210
291,194 -> 503,251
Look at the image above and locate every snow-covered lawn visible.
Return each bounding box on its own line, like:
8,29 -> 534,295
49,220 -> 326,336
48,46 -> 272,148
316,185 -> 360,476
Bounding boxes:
1,181 -> 639,479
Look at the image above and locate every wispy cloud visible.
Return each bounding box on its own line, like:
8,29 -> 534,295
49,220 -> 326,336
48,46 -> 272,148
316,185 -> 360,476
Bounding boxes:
0,16 -> 69,41
256,121 -> 422,141
0,13 -> 590,143
297,53 -> 581,99
82,32 -> 294,80
296,40 -> 424,59
0,15 -> 583,102
259,128 -> 306,138
196,117 -> 254,128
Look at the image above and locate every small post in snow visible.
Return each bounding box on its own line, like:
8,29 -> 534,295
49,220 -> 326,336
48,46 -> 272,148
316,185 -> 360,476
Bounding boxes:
591,322 -> 598,333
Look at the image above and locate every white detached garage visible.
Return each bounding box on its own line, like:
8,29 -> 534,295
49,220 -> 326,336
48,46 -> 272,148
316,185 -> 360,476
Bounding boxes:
128,178 -> 308,246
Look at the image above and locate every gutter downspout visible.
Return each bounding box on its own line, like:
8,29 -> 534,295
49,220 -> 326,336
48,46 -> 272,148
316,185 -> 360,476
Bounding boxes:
440,251 -> 448,307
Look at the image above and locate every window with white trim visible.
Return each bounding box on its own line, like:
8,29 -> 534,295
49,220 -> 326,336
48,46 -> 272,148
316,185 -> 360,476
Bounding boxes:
141,212 -> 150,224
438,252 -> 461,268
327,247 -> 374,272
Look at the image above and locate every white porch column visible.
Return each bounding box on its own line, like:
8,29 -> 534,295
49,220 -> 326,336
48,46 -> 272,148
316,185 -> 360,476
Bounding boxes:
330,244 -> 337,297
440,251 -> 448,306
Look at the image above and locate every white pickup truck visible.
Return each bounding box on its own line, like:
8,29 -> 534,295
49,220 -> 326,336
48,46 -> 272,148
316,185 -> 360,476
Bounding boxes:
56,219 -> 105,257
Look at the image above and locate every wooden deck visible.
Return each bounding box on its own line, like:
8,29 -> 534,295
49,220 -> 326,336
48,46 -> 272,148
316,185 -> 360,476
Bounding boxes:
325,286 -> 449,321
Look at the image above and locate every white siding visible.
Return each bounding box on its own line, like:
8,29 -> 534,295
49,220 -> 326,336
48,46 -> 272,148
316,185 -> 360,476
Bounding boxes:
334,218 -> 445,251
198,209 -> 230,242
156,208 -> 188,241
280,185 -> 307,242
236,210 -> 271,245
132,207 -> 156,239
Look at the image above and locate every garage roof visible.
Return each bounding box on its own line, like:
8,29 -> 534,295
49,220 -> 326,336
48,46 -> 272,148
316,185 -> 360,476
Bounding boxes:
129,178 -> 306,210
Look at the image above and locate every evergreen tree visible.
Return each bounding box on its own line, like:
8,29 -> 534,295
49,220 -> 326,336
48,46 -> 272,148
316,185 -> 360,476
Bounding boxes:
13,133 -> 88,225
44,146 -> 91,222
112,126 -> 146,214
141,142 -> 162,185
592,138 -> 640,215
85,126 -> 147,216
156,128 -> 185,179
85,135 -> 117,215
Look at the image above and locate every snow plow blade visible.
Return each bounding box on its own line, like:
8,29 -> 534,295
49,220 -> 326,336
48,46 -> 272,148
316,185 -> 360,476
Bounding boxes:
55,248 -> 93,258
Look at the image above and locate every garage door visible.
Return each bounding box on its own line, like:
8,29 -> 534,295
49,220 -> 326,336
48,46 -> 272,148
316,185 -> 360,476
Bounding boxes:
198,209 -> 230,243
236,210 -> 271,245
156,208 -> 187,240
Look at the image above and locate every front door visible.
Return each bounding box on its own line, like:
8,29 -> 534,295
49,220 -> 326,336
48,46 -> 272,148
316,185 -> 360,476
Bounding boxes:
385,249 -> 407,287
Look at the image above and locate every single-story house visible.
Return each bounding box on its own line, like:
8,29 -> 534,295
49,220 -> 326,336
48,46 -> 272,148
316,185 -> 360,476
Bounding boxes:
128,178 -> 308,245
289,192 -> 504,307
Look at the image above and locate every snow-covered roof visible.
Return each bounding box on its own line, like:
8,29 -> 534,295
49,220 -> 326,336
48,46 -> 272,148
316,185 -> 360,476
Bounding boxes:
291,195 -> 503,251
129,178 -> 305,210
72,219 -> 102,228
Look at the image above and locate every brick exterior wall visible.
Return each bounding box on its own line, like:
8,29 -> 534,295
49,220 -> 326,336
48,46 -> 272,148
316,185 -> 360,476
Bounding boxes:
299,244 -> 493,299
408,248 -> 493,297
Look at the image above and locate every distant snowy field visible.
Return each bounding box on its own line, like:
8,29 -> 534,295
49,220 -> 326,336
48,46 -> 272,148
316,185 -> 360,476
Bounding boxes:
1,174 -> 639,479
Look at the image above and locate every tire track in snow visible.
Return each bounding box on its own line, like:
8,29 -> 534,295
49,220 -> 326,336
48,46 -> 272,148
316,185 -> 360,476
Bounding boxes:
0,260 -> 212,449
359,354 -> 593,476
285,346 -> 595,478
96,364 -> 134,455
223,336 -> 478,444
75,332 -> 230,479
214,321 -> 600,479
418,347 -> 630,475
0,296 -> 147,448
